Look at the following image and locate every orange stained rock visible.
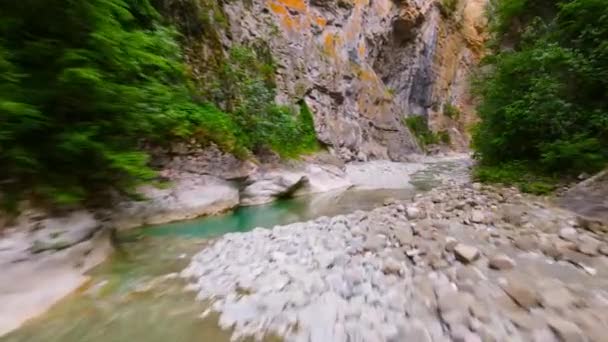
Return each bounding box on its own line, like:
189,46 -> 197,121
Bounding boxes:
358,68 -> 377,83
358,41 -> 366,58
315,15 -> 327,28
269,1 -> 288,15
323,33 -> 336,57
268,0 -> 302,31
276,0 -> 306,11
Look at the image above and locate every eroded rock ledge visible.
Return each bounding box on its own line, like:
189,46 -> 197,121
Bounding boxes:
183,183 -> 608,342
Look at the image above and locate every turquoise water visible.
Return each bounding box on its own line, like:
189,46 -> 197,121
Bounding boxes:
2,159 -> 467,342
140,187 -> 417,239
3,188 -> 419,342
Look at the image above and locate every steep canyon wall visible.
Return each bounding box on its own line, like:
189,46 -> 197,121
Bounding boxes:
177,0 -> 487,160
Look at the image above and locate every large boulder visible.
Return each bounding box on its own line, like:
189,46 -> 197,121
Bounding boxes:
241,172 -> 308,206
559,169 -> 608,225
113,173 -> 239,229
295,163 -> 352,195
30,211 -> 100,253
241,162 -> 353,206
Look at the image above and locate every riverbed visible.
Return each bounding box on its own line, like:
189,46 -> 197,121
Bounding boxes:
1,157 -> 471,342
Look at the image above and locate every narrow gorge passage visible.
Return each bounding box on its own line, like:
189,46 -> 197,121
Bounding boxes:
1,0 -> 607,340
4,155 -> 608,342
3,157 -> 471,341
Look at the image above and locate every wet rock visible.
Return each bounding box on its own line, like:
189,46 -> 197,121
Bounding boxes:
454,244 -> 480,263
488,254 -> 515,270
501,283 -> 539,309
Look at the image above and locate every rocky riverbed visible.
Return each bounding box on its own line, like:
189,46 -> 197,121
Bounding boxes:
0,154 -> 469,337
182,182 -> 608,342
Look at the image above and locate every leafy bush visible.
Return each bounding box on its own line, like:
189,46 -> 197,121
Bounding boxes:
404,116 -> 441,148
210,45 -> 318,158
443,103 -> 461,120
438,130 -> 451,145
439,0 -> 458,18
473,0 -> 608,190
0,0 -> 317,208
473,162 -> 557,195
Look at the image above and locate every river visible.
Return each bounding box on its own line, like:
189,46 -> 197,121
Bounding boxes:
1,158 -> 469,342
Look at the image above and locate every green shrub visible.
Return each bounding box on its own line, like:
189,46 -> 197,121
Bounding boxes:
438,130 -> 451,145
404,116 -> 440,148
473,0 -> 608,184
473,162 -> 557,195
439,0 -> 458,17
0,0 -> 318,208
443,103 -> 461,120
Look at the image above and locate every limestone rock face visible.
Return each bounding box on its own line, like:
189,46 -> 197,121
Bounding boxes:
112,174 -> 240,229
194,0 -> 486,161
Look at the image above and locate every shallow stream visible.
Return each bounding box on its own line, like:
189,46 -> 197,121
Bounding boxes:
2,158 -> 469,342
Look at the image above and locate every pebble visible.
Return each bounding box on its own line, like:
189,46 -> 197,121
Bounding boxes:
488,254 -> 515,270
513,236 -> 538,251
559,227 -> 578,241
454,244 -> 481,263
599,244 -> 608,256
180,181 -> 606,342
539,286 -> 575,309
576,237 -> 600,256
546,316 -> 586,342
406,206 -> 423,220
501,282 -> 539,309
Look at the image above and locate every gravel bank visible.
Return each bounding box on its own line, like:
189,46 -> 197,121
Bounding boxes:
183,183 -> 608,342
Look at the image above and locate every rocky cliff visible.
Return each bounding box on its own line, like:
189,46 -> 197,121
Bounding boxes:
174,0 -> 487,160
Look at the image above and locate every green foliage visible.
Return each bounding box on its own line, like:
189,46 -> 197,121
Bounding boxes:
0,0 -> 317,208
439,0 -> 459,18
206,45 -> 317,157
473,162 -> 557,195
438,130 -> 451,145
443,103 -> 461,120
473,0 -> 608,187
404,116 -> 440,148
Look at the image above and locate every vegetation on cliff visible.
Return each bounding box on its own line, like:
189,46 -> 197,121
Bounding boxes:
0,0 -> 316,208
473,0 -> 608,193
404,116 -> 450,149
